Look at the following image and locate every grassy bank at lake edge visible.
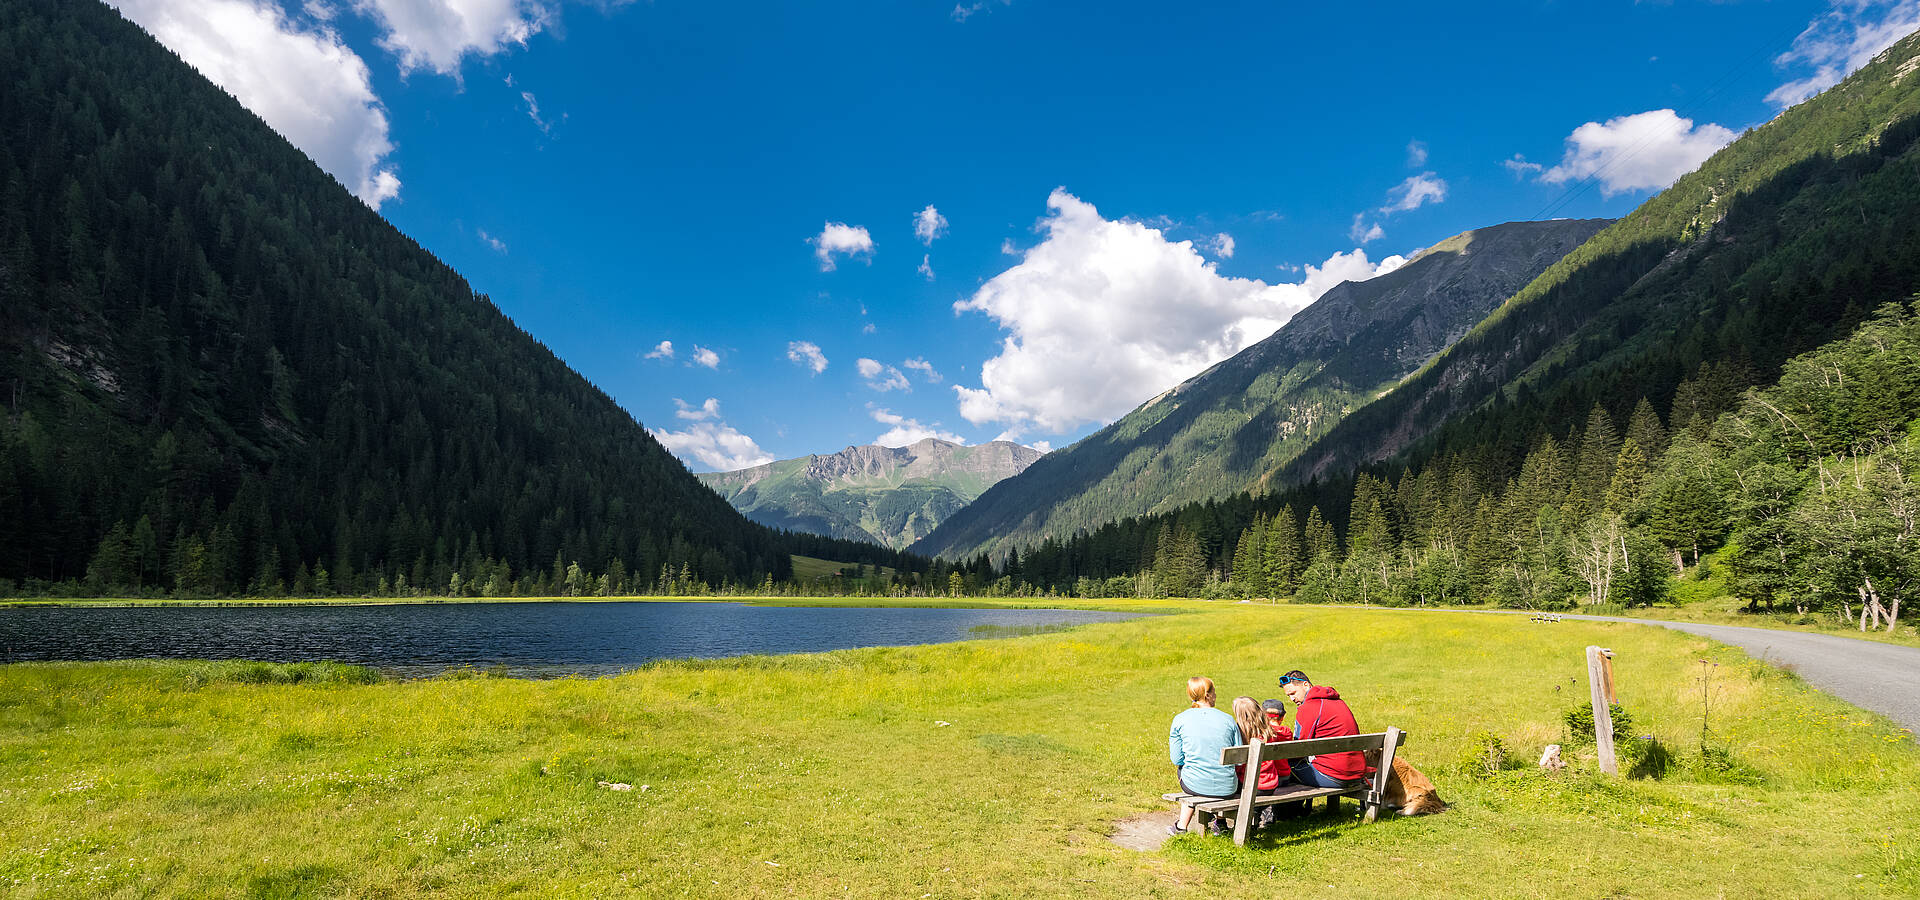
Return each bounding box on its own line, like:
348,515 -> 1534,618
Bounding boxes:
2,605 -> 1915,898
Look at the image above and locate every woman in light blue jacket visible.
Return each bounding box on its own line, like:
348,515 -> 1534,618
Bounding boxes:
1168,675 -> 1242,835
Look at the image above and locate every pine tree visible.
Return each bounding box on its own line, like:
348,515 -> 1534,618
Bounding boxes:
1624,397 -> 1669,459
1263,506 -> 1302,595
1606,439 -> 1651,515
1303,506 -> 1338,563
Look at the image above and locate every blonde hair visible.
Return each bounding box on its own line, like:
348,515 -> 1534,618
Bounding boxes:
1186,676 -> 1216,707
1233,696 -> 1273,742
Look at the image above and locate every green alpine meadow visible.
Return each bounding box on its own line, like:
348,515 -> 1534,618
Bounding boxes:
4,605 -> 1917,898
6,0 -> 1920,897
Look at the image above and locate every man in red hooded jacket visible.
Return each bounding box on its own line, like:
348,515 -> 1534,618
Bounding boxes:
1280,670 -> 1372,789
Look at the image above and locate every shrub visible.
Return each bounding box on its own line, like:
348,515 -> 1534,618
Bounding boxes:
1564,702 -> 1634,744
1455,730 -> 1510,776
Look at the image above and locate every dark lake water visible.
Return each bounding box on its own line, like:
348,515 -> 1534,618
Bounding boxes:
0,602 -> 1141,676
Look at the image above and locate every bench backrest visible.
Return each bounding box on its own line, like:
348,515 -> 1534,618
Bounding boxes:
1218,729 -> 1406,767
1211,727 -> 1409,842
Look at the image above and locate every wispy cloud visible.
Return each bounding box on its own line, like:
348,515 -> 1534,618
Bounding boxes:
691,346 -> 720,369
1768,1 -> 1920,108
520,89 -> 552,134
644,340 -> 674,360
1380,172 -> 1448,212
903,357 -> 942,383
951,0 -> 1011,23
673,397 -> 721,420
1349,214 -> 1384,244
786,340 -> 828,374
871,406 -> 965,447
478,228 -> 507,253
858,358 -> 910,392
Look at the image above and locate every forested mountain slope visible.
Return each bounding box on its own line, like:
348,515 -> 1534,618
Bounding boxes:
699,439 -> 1042,549
970,28 -> 1920,600
1279,34 -> 1920,488
0,0 -> 908,596
914,218 -> 1609,561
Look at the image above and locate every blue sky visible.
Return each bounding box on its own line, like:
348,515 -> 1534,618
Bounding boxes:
111,0 -> 1920,470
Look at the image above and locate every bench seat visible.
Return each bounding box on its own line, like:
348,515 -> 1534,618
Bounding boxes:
1160,783 -> 1356,814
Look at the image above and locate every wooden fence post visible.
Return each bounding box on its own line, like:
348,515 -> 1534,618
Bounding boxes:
1587,646 -> 1617,776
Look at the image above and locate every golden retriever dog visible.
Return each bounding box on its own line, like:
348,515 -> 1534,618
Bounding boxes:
1381,756 -> 1447,815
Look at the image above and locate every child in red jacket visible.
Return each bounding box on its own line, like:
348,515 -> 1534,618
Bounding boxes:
1259,698 -> 1305,825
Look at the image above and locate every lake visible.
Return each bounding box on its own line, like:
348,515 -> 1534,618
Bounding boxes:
0,602 -> 1141,676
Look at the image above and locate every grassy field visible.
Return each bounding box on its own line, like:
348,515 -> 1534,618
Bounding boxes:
789,554 -> 897,582
1,603 -> 1916,898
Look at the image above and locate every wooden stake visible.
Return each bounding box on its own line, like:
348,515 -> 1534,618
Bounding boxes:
1588,646 -> 1617,776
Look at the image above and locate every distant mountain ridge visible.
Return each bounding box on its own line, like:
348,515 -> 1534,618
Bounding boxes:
699,439 -> 1043,549
911,218 -> 1611,561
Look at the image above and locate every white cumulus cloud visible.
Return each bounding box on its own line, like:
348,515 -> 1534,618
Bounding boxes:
870,407 -> 966,447
1209,233 -> 1236,259
649,400 -> 774,472
810,222 -> 874,271
109,0 -> 401,208
1350,215 -> 1384,244
644,340 -> 674,360
858,358 -> 910,393
1529,109 -> 1736,197
786,341 -> 828,374
914,205 -> 949,245
353,0 -> 550,76
953,189 -> 1405,436
690,346 -> 720,369
1768,1 -> 1920,108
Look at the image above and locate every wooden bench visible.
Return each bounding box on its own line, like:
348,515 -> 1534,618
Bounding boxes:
1162,727 -> 1407,846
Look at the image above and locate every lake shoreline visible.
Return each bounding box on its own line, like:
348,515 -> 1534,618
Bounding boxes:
0,600 -> 1154,673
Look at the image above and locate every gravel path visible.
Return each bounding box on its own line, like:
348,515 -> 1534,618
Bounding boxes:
1560,614 -> 1920,733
